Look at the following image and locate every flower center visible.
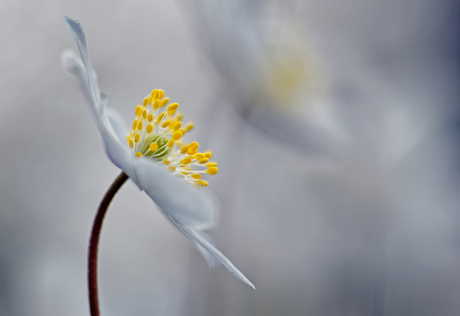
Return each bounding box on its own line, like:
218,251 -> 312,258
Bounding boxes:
126,89 -> 218,187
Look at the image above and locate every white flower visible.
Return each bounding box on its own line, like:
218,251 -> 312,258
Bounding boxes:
188,0 -> 339,157
62,16 -> 254,289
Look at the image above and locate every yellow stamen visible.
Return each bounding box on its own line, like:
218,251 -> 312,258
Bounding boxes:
191,173 -> 202,179
134,134 -> 140,143
181,145 -> 189,154
157,112 -> 166,121
146,124 -> 154,134
207,167 -> 218,175
151,89 -> 159,99
129,139 -> 134,149
158,89 -> 165,99
204,151 -> 212,158
168,103 -> 179,112
132,119 -> 139,130
173,121 -> 182,130
163,158 -> 170,165
162,120 -> 171,128
137,120 -> 143,130
143,98 -> 148,107
205,162 -> 218,167
172,131 -> 183,141
147,113 -> 154,122
135,105 -> 143,116
167,166 -> 176,172
195,153 -> 205,160
150,143 -> 158,152
198,158 -> 209,164
135,152 -> 143,158
196,180 -> 209,187
160,98 -> 169,107
181,157 -> 192,165
142,109 -> 147,119
187,148 -> 197,155
185,122 -> 194,132
168,140 -> 175,147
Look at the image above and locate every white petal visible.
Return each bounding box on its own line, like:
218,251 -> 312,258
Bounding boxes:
63,17 -> 141,187
189,231 -> 220,268
132,158 -> 218,230
104,101 -> 130,148
167,215 -> 255,289
63,17 -> 101,111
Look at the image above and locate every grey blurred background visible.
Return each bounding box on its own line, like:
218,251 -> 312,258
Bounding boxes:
1,0 -> 460,315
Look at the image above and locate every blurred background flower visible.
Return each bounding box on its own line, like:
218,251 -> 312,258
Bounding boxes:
1,0 -> 460,316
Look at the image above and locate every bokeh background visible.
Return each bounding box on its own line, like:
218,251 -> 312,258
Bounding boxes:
1,0 -> 460,315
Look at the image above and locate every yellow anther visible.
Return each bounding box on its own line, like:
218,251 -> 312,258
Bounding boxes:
173,121 -> 182,130
158,89 -> 165,99
142,109 -> 147,119
135,105 -> 143,116
181,145 -> 189,154
147,113 -> 154,122
129,139 -> 134,149
168,103 -> 179,112
185,122 -> 194,132
126,135 -> 130,143
172,131 -> 183,141
181,157 -> 192,165
167,139 -> 175,147
187,148 -> 197,155
134,134 -> 140,143
196,180 -> 209,187
137,120 -> 143,130
153,99 -> 160,110
167,166 -> 176,172
198,158 -> 209,164
163,158 -> 170,165
161,120 -> 171,128
195,153 -> 205,160
157,112 -> 166,121
151,89 -> 159,99
205,162 -> 218,167
207,167 -> 218,175
204,151 -> 212,158
191,173 -> 202,179
143,98 -> 148,107
135,152 -> 143,158
168,109 -> 177,116
160,98 -> 169,107
132,119 -> 139,130
146,124 -> 154,134
150,143 -> 158,152
181,170 -> 190,175
176,112 -> 183,121
189,141 -> 199,149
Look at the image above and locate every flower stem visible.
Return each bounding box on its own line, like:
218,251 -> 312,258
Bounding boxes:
88,172 -> 128,316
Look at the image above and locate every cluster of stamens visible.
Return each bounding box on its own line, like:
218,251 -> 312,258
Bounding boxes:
126,89 -> 218,187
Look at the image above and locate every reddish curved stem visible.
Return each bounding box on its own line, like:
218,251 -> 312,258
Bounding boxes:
88,172 -> 128,316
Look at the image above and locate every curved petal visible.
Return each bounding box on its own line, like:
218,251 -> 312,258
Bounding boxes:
63,17 -> 141,187
132,157 -> 218,230
167,214 -> 255,289
189,231 -> 220,268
